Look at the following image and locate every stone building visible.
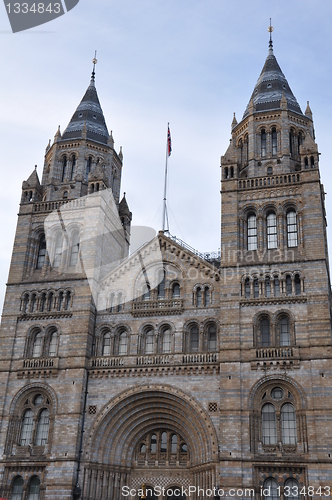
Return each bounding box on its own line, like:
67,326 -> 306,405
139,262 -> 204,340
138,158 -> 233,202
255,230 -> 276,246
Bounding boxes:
0,33 -> 332,500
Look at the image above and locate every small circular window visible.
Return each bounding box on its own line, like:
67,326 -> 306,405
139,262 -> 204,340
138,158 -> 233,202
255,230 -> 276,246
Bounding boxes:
34,394 -> 43,406
271,387 -> 284,400
267,83 -> 272,88
79,113 -> 83,118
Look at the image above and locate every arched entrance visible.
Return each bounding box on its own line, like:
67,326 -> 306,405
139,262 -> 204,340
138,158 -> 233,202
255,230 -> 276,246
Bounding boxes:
82,384 -> 218,499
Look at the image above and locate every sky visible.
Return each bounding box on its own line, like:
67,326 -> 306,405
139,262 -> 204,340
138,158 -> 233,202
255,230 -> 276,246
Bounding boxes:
0,0 -> 332,308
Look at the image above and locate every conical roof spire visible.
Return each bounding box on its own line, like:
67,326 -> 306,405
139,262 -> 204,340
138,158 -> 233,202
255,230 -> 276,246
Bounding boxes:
242,24 -> 302,118
62,54 -> 109,145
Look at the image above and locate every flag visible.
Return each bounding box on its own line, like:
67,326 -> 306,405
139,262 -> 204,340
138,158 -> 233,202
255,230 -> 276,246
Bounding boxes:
167,125 -> 172,157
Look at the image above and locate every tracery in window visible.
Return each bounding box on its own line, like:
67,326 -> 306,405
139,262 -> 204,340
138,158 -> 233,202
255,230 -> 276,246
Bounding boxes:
11,476 -> 24,500
27,476 -> 40,500
263,478 -> 279,500
281,403 -> 297,445
20,409 -> 34,445
35,409 -> 50,446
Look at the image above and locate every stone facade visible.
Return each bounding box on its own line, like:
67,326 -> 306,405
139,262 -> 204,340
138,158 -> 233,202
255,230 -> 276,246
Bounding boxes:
0,40 -> 332,500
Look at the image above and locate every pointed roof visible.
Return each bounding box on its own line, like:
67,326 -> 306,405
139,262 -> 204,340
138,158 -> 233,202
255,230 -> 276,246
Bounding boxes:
62,71 -> 109,145
22,167 -> 42,191
243,38 -> 302,119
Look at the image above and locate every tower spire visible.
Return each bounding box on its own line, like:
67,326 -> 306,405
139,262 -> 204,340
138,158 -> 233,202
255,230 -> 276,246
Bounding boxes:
268,19 -> 274,54
91,50 -> 97,83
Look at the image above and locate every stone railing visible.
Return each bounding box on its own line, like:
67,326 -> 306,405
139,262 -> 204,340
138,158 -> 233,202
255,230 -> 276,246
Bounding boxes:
255,347 -> 294,359
131,299 -> 184,317
251,346 -> 300,370
182,352 -> 218,364
91,356 -> 125,368
33,198 -> 86,213
23,357 -> 59,369
136,355 -> 172,366
238,173 -> 300,190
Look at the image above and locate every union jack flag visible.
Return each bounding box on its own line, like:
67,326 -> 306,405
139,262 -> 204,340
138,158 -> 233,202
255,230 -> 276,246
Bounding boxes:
167,125 -> 172,156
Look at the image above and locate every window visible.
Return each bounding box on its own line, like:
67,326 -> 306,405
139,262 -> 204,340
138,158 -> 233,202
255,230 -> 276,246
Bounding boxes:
254,279 -> 259,298
286,275 -> 292,295
40,293 -> 46,312
279,316 -> 290,346
189,324 -> 199,352
49,331 -> 58,357
204,286 -> 210,307
64,291 -> 71,310
145,329 -> 154,354
70,155 -> 76,180
143,284 -> 150,300
61,156 -> 67,182
289,130 -> 294,157
118,331 -> 128,355
267,212 -> 277,249
281,404 -> 297,445
171,434 -> 177,454
245,278 -> 250,298
207,324 -> 217,351
284,479 -> 300,500
261,129 -> 267,157
160,432 -> 167,453
295,274 -> 301,295
36,234 -> 46,269
272,127 -> 277,156
70,231 -> 80,266
263,478 -> 279,500
287,210 -> 298,247
135,431 -> 187,465
117,292 -> 123,312
32,332 -> 42,358
27,476 -> 40,500
247,214 -> 257,250
30,294 -> 36,313
102,332 -> 111,356
260,317 -> 270,347
57,291 -> 63,311
161,328 -> 171,353
20,409 -> 34,445
86,156 -> 92,181
11,476 -> 24,500
265,278 -> 271,298
157,270 -> 166,299
150,434 -> 157,453
274,277 -> 280,297
172,283 -> 180,298
35,409 -> 50,446
53,234 -> 63,268
196,287 -> 202,306
262,404 -> 277,445
22,294 -> 29,313
47,292 -> 53,311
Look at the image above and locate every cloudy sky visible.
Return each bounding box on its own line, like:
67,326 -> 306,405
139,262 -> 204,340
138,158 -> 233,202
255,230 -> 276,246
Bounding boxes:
0,0 -> 332,308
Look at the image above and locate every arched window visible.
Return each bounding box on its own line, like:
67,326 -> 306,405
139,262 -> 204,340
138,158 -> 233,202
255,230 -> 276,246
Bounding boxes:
27,476 -> 40,500
32,332 -> 42,358
57,291 -> 63,311
35,409 -> 50,446
265,277 -> 271,298
239,139 -> 243,165
86,156 -> 92,181
118,331 -> 128,355
267,212 -> 277,249
295,274 -> 301,295
117,292 -> 123,312
70,231 -> 80,267
150,434 -> 157,454
70,155 -> 76,180
196,287 -> 202,307
289,129 -> 294,157
263,478 -> 279,500
245,278 -> 250,298
47,292 -> 53,311
11,476 -> 24,500
203,286 -> 210,307
22,294 -> 29,313
53,234 -> 63,268
247,214 -> 257,250
160,432 -> 167,453
61,156 -> 67,182
20,409 -> 34,445
261,404 -> 277,445
64,291 -> 71,310
142,283 -> 150,300
253,278 -> 259,298
261,129 -> 267,157
102,332 -> 111,356
145,329 -> 154,354
287,210 -> 298,247
279,316 -> 290,346
286,275 -> 292,295
107,293 -> 115,312
260,317 -> 270,346
171,434 -> 177,454
272,127 -> 277,156
281,403 -> 297,444
162,328 -> 172,353
172,283 -> 180,298
189,324 -> 199,352
274,277 -> 280,297
40,293 -> 46,312
304,157 -> 309,168
284,479 -> 300,500
49,330 -> 58,357
30,293 -> 36,313
310,156 -> 315,167
207,324 -> 217,351
36,234 -> 46,269
157,270 -> 166,299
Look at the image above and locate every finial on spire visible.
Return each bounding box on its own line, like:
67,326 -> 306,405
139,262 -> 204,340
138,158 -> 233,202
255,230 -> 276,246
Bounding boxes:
268,19 -> 274,53
91,50 -> 97,82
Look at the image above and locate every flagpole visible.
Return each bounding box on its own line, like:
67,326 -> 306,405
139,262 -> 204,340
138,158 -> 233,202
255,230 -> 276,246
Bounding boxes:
162,123 -> 169,232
